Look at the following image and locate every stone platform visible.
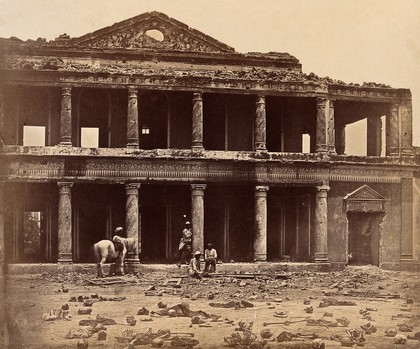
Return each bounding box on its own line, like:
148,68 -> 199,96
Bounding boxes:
3,261 -> 335,275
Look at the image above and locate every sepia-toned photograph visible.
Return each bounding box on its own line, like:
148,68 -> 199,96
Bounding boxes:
0,0 -> 419,348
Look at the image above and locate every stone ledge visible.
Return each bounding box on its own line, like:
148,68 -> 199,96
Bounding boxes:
3,262 -> 333,275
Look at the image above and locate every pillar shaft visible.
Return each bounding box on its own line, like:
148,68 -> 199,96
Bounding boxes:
58,182 -> 73,262
335,125 -> 346,155
400,100 -> 413,156
0,86 -> 4,149
254,186 -> 269,261
0,183 -> 4,263
316,98 -> 328,153
314,184 -> 329,263
401,177 -> 413,261
254,96 -> 267,151
191,184 -> 206,254
327,100 -> 336,153
367,116 -> 382,156
127,87 -> 139,148
386,103 -> 399,156
192,92 -> 203,150
125,183 -> 140,264
60,87 -> 72,145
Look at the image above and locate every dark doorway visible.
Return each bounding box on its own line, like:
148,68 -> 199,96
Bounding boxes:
205,205 -> 225,261
73,184 -> 125,262
22,211 -> 45,262
347,213 -> 381,265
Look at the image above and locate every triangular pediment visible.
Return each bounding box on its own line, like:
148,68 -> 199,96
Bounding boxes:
344,185 -> 385,201
72,11 -> 235,53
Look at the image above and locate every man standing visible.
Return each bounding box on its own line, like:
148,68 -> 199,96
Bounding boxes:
177,221 -> 192,267
204,243 -> 217,273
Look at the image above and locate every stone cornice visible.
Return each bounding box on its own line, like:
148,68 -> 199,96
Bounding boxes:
2,67 -> 411,101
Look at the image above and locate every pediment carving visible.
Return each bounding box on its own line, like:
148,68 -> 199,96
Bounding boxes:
72,12 -> 234,53
344,185 -> 386,213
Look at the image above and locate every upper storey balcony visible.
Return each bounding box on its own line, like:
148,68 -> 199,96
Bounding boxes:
0,11 -> 414,164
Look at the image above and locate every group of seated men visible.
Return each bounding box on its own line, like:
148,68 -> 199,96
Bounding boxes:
187,243 -> 217,280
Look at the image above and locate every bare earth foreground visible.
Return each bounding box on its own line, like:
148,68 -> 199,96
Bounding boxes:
1,265 -> 419,349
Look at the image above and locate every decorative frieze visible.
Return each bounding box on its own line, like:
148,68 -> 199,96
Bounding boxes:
3,66 -> 410,102
0,155 -> 405,184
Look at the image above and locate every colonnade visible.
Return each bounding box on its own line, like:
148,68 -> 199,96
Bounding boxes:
52,181 -> 331,264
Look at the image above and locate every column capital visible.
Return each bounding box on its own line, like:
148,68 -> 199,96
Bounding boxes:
58,182 -> 73,194
316,183 -> 330,193
256,95 -> 266,103
192,92 -> 203,101
191,183 -> 207,192
125,183 -> 141,194
255,185 -> 269,193
328,99 -> 335,108
317,97 -> 328,108
128,86 -> 138,95
61,86 -> 72,95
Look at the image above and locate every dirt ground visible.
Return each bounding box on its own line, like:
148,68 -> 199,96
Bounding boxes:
1,265 -> 420,349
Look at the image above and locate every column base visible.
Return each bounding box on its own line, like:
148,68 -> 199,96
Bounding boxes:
253,254 -> 267,262
126,143 -> 139,149
59,142 -> 72,146
314,254 -> 329,263
125,254 -> 141,265
58,253 -> 73,263
191,145 -> 204,151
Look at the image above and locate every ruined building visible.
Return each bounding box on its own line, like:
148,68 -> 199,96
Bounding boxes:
0,12 -> 419,271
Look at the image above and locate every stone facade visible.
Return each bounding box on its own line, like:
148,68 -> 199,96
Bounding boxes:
0,12 -> 418,270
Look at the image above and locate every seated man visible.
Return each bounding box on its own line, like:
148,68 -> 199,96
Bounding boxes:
188,251 -> 203,280
204,243 -> 217,273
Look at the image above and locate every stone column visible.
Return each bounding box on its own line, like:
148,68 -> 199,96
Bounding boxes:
386,103 -> 399,156
192,92 -> 204,150
125,183 -> 141,264
58,182 -> 73,263
254,96 -> 267,151
400,100 -> 413,156
367,116 -> 382,156
60,86 -> 72,145
401,176 -> 413,261
0,86 -> 4,149
316,98 -> 328,153
191,184 -> 206,254
0,183 -> 4,263
327,99 -> 336,153
314,183 -> 329,263
254,186 -> 269,261
127,87 -> 139,148
335,125 -> 346,155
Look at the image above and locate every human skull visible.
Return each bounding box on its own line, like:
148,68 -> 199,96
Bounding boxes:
394,334 -> 407,344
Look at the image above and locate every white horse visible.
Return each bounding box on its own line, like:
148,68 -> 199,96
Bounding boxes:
93,235 -> 136,277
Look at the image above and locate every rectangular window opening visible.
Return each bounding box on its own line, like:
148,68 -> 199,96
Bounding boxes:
23,125 -> 46,146
346,119 -> 367,156
302,134 -> 310,153
81,127 -> 99,148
